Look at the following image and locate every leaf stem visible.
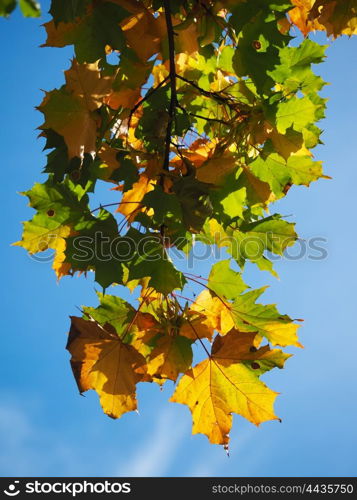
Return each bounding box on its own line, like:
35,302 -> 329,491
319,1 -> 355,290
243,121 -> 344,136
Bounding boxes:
173,297 -> 212,359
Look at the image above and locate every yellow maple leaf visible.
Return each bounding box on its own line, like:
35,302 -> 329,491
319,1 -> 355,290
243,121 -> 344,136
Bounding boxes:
38,88 -> 99,159
64,59 -> 114,111
98,143 -> 121,180
105,87 -> 141,111
179,313 -> 215,341
290,0 -> 357,37
240,165 -> 275,207
190,289 -> 234,334
289,0 -> 325,36
38,59 -> 118,158
196,150 -> 237,185
52,229 -> 76,279
121,10 -> 163,62
171,330 -> 289,446
117,174 -> 154,220
67,317 -> 147,419
117,159 -> 161,219
171,139 -> 238,186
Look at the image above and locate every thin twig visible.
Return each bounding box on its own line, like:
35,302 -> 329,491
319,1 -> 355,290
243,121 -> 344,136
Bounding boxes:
177,103 -> 230,126
90,201 -> 144,214
176,74 -> 233,104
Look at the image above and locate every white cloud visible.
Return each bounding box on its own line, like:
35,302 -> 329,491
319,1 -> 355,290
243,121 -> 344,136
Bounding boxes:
0,402 -> 77,476
115,407 -> 187,477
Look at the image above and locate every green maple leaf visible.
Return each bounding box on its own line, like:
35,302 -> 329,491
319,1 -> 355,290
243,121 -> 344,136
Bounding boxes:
142,186 -> 183,228
230,287 -> 301,347
173,176 -> 213,233
147,334 -> 193,382
232,215 -> 296,273
126,229 -> 186,295
0,0 -> 40,17
250,153 -> 323,196
83,292 -> 136,334
135,85 -> 170,153
231,7 -> 290,95
42,130 -> 70,183
65,209 -> 123,289
275,96 -> 317,134
19,0 -> 40,17
14,177 -> 89,253
269,39 -> 327,94
0,0 -> 16,16
208,260 -> 248,300
237,215 -> 297,256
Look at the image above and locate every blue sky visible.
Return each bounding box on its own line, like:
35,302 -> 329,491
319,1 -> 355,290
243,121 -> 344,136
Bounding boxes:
1,1 -> 357,477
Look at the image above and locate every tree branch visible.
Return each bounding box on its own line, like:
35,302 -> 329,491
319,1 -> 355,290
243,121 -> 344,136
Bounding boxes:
163,0 -> 178,172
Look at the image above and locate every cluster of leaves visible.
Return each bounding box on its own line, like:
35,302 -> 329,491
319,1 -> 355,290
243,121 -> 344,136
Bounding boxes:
14,0 -> 356,449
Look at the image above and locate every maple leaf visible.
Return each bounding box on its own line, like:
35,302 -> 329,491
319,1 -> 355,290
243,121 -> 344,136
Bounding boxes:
82,292 -> 162,358
250,153 -> 323,196
20,0 -> 40,16
191,285 -> 301,347
67,316 -> 147,418
0,0 -> 17,16
200,216 -> 297,275
179,314 -> 214,341
276,96 -> 317,134
117,169 -> 156,221
289,0 -> 326,36
171,329 -> 290,446
268,38 -> 327,95
290,0 -> 357,37
237,166 -> 275,208
195,150 -> 237,186
207,260 -> 248,300
14,178 -> 90,278
65,209 -> 124,289
121,9 -> 163,62
64,59 -> 114,111
228,215 -> 297,269
313,0 -> 357,37
0,0 -> 40,17
43,1 -> 129,63
231,4 -> 291,95
49,0 -> 88,24
38,59 -> 117,158
125,228 -> 187,295
147,334 -> 193,382
82,292 -> 136,333
38,88 -> 99,159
